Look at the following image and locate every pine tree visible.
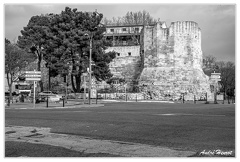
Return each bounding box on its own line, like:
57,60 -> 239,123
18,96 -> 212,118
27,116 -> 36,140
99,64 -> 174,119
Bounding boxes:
44,7 -> 116,92
18,15 -> 50,91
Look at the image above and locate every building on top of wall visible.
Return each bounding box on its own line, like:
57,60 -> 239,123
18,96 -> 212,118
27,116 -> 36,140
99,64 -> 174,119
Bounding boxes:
103,21 -> 212,100
104,24 -> 146,84
104,24 -> 143,47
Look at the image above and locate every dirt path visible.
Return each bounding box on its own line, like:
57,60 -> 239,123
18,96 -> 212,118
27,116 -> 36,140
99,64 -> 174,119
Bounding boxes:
5,125 -> 195,157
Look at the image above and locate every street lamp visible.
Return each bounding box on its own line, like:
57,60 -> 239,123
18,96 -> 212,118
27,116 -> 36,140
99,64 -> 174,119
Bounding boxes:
84,33 -> 93,105
84,10 -> 101,104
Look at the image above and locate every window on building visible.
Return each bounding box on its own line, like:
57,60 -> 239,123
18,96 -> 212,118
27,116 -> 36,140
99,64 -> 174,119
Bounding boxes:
113,80 -> 119,85
135,28 -> 139,32
122,28 -> 127,32
128,52 -> 131,56
110,29 -> 114,32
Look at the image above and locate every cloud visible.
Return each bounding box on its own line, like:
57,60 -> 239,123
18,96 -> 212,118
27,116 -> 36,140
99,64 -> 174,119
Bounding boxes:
4,4 -> 235,62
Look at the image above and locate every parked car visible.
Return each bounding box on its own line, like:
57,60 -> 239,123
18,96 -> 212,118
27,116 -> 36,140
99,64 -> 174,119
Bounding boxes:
39,91 -> 55,96
38,91 -> 61,102
48,95 -> 62,102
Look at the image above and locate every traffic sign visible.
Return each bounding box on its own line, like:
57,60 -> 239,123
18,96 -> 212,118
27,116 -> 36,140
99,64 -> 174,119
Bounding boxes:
24,71 -> 41,81
25,78 -> 41,81
25,74 -> 41,77
210,73 -> 221,82
25,71 -> 41,73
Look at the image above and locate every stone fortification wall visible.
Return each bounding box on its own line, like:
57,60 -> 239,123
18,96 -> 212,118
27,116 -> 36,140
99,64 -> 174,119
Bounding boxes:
105,46 -> 142,80
139,21 -> 212,100
143,21 -> 202,68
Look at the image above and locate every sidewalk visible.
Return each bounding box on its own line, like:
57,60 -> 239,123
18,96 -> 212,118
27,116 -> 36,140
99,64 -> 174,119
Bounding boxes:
5,125 -> 195,157
5,100 -> 104,109
101,99 -> 175,103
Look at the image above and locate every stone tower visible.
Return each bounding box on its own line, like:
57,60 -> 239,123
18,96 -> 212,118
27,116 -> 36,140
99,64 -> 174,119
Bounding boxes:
139,21 -> 212,100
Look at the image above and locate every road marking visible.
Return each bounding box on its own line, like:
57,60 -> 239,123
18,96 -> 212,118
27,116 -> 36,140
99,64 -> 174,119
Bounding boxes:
70,111 -> 91,113
154,113 -> 225,117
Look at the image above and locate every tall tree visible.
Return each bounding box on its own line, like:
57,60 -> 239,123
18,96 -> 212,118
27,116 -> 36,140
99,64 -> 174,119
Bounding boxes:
203,55 -> 235,98
215,61 -> 235,98
5,39 -> 34,103
18,15 -> 51,91
102,10 -> 157,26
202,55 -> 218,76
44,7 -> 116,92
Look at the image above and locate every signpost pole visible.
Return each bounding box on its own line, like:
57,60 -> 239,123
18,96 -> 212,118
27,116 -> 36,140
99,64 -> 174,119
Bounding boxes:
24,71 -> 42,108
84,75 -> 86,104
65,75 -> 68,103
33,81 -> 36,108
125,85 -> 127,102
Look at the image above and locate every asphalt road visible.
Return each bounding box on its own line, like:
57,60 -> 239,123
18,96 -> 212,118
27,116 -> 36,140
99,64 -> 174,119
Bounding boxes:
5,102 -> 235,154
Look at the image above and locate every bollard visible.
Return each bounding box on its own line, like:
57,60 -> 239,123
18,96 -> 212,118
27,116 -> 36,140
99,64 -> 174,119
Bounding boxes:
222,94 -> 224,104
205,92 -> 208,104
96,91 -> 98,104
62,97 -> 65,107
214,93 -> 218,104
46,96 -> 49,108
182,94 -> 185,103
7,96 -> 10,106
194,95 -> 196,104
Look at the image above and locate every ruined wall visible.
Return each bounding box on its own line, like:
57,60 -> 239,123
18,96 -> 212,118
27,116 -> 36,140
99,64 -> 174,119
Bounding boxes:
139,21 -> 212,100
105,46 -> 142,80
142,21 -> 202,68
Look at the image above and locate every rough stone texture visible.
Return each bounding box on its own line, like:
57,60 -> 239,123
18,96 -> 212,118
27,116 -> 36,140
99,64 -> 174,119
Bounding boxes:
98,92 -> 145,100
105,21 -> 212,100
139,21 -> 212,100
105,46 -> 142,80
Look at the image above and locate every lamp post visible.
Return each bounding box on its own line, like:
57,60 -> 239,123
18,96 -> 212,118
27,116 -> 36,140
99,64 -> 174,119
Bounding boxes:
84,10 -> 101,104
85,33 -> 93,105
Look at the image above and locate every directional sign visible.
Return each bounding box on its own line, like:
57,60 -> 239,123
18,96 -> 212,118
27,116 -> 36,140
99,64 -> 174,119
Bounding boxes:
211,73 -> 221,79
25,71 -> 41,74
25,74 -> 41,77
210,73 -> 221,83
25,78 -> 41,81
24,71 -> 41,81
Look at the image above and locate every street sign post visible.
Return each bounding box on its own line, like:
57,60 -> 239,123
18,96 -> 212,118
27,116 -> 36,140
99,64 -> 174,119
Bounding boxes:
24,71 -> 41,108
25,71 -> 41,81
210,72 -> 221,104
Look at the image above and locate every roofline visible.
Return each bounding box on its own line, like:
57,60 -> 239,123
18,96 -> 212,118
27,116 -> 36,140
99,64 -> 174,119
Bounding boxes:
104,33 -> 141,36
105,24 -> 155,28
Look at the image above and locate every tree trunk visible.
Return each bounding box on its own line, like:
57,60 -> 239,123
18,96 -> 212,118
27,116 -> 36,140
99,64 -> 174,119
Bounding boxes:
37,58 -> 44,92
36,50 -> 44,92
9,83 -> 13,104
71,75 -> 81,93
6,73 -> 13,105
75,75 -> 81,93
71,74 -> 77,92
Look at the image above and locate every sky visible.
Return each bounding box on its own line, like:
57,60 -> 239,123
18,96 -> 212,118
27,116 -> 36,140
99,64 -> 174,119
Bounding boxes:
1,1 -> 239,159
4,2 -> 236,62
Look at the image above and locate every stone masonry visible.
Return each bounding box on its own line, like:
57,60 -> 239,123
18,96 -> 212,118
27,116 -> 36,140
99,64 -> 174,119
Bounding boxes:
105,21 -> 212,100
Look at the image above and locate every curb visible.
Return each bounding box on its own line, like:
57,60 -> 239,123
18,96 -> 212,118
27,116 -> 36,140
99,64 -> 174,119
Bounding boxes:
5,104 -> 105,110
101,100 -> 174,103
